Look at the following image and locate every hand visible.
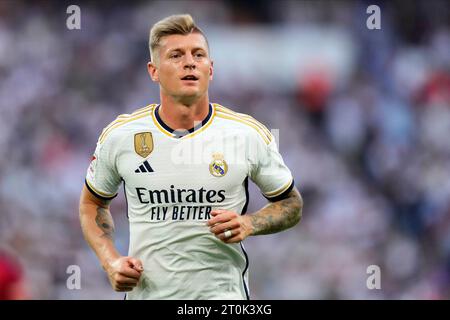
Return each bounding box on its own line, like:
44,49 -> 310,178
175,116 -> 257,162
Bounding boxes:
104,256 -> 144,292
207,209 -> 253,243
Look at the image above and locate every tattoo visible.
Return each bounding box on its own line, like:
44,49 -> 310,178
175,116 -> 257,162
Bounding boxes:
95,207 -> 115,240
250,188 -> 303,236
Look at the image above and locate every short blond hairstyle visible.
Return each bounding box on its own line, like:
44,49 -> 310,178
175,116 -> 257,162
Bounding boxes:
149,14 -> 209,62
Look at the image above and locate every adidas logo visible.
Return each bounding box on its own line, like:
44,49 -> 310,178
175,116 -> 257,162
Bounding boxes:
135,160 -> 154,173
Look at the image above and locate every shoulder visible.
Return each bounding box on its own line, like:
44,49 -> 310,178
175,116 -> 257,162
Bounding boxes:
213,103 -> 273,145
97,104 -> 157,144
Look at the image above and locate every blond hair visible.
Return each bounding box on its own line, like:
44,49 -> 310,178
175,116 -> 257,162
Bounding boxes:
149,14 -> 208,62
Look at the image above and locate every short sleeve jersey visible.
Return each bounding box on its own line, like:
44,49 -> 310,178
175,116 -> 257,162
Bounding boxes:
85,103 -> 294,299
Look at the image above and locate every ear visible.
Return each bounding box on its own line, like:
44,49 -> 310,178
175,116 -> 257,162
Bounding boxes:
147,61 -> 159,82
209,60 -> 214,81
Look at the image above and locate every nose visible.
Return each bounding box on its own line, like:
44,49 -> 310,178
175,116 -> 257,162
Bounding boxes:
183,53 -> 196,70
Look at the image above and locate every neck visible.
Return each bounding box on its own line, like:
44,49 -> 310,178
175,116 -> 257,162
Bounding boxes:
158,94 -> 210,131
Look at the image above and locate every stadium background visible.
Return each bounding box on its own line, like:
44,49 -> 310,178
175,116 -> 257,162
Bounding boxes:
0,0 -> 449,299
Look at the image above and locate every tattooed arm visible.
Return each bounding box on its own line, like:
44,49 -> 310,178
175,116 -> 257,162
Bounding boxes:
208,186 -> 303,243
249,187 -> 302,235
79,185 -> 143,291
79,185 -> 118,267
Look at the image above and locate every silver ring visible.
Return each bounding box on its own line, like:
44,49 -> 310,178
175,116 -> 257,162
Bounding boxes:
224,230 -> 232,238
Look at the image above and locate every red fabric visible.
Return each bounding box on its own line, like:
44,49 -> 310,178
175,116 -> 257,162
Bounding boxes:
297,71 -> 332,113
0,254 -> 22,300
418,71 -> 450,105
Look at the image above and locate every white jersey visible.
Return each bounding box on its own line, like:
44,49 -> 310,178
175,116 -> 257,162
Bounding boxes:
85,103 -> 294,300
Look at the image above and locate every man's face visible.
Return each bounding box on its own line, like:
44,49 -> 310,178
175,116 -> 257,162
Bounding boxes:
148,33 -> 213,103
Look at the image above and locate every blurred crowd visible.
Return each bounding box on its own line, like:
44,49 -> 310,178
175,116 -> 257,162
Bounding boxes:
0,0 -> 449,299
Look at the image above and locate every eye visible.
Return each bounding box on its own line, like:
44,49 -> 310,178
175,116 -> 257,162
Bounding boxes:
195,52 -> 205,58
170,53 -> 181,59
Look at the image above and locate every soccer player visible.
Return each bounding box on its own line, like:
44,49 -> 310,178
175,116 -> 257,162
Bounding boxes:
79,14 -> 302,299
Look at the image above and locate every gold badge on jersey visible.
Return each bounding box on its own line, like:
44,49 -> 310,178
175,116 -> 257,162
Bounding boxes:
209,152 -> 228,177
134,132 -> 153,158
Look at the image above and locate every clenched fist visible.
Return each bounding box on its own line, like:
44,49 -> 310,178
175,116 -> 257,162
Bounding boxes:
104,256 -> 143,292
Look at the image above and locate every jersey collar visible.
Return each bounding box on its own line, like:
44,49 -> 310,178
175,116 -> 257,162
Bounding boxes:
152,103 -> 215,139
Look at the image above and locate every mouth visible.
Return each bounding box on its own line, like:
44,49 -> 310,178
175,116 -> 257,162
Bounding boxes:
181,75 -> 199,81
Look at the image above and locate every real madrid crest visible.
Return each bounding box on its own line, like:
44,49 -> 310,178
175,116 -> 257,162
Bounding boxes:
134,132 -> 153,158
209,152 -> 228,177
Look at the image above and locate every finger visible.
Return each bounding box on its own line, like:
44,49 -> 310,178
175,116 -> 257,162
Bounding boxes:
214,227 -> 238,242
115,285 -> 135,292
115,275 -> 139,285
207,217 -> 219,226
209,209 -> 231,219
128,258 -> 144,272
210,209 -> 226,216
210,220 -> 240,235
210,211 -> 218,217
224,234 -> 243,243
119,267 -> 142,280
207,213 -> 223,225
207,212 -> 233,226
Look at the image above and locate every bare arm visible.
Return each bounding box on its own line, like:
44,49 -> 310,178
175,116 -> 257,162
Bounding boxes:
79,185 -> 143,291
79,185 -> 120,268
208,186 -> 303,242
249,187 -> 303,235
